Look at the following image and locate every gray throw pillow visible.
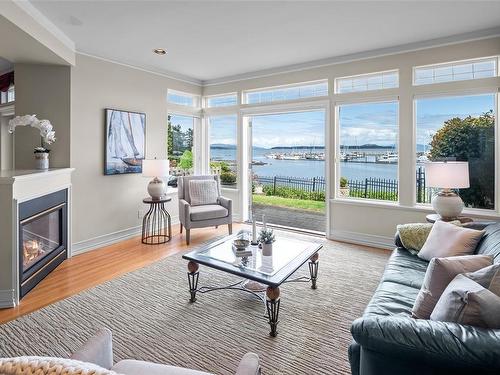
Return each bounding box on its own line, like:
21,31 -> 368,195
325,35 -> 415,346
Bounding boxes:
465,263 -> 500,295
418,221 -> 485,261
189,179 -> 219,206
412,255 -> 493,319
430,274 -> 500,329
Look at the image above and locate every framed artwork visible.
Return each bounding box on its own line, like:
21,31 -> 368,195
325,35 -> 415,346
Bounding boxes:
104,108 -> 146,175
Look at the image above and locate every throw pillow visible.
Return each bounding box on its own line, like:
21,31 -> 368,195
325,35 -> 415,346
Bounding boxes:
430,274 -> 500,329
189,179 -> 219,206
397,221 -> 462,253
412,254 -> 493,319
465,263 -> 500,296
418,220 -> 485,261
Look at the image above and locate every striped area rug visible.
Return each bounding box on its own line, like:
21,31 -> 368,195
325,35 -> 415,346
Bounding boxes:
0,233 -> 389,375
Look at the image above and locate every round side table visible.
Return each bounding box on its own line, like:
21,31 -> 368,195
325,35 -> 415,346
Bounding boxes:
426,213 -> 473,224
142,197 -> 172,244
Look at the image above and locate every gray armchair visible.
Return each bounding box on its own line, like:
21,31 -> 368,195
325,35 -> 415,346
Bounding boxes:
178,175 -> 233,245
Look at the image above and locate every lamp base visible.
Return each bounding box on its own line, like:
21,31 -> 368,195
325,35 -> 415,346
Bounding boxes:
431,189 -> 464,220
147,177 -> 166,200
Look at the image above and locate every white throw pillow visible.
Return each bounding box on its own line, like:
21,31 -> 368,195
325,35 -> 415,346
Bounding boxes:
418,220 -> 485,261
189,179 -> 219,206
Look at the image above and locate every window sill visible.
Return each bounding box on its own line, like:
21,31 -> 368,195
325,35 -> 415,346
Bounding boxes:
330,198 -> 500,219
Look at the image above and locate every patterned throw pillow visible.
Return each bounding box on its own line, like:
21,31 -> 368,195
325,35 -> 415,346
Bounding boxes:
189,179 -> 219,206
396,221 -> 461,253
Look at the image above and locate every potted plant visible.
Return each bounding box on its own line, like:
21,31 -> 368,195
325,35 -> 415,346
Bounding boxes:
220,171 -> 236,185
339,176 -> 350,197
259,228 -> 275,256
8,114 -> 56,170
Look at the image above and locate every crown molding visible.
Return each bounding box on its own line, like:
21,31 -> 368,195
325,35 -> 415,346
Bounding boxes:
16,0 -> 75,51
202,27 -> 500,86
76,51 -> 203,87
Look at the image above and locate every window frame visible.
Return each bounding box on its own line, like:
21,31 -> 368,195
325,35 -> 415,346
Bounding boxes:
167,89 -> 201,108
334,96 -> 400,204
412,56 -> 499,86
411,89 -> 499,213
334,69 -> 399,94
242,79 -> 329,105
204,93 -> 239,108
167,112 -> 202,176
207,114 -> 239,189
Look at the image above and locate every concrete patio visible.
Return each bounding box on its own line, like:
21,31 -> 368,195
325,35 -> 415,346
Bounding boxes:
252,203 -> 326,233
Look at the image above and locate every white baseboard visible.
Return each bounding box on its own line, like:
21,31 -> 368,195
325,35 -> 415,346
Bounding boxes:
72,216 -> 179,255
0,289 -> 15,309
328,229 -> 394,250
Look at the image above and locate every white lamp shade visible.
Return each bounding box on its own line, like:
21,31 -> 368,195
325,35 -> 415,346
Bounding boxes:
424,161 -> 469,189
142,159 -> 169,177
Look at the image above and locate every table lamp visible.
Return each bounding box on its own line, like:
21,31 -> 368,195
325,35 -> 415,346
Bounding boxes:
142,159 -> 170,200
425,161 -> 469,220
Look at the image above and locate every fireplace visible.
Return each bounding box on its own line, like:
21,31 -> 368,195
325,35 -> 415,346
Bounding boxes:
19,189 -> 68,298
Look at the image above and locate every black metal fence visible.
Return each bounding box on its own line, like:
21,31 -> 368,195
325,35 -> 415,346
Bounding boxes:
256,175 -> 326,194
255,166 -> 432,202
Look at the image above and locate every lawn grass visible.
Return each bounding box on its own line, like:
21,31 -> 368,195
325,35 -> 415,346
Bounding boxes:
252,194 -> 325,212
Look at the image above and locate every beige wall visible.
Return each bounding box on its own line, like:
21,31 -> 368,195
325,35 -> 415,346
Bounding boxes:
14,63 -> 71,168
71,54 -> 201,247
203,37 -> 500,248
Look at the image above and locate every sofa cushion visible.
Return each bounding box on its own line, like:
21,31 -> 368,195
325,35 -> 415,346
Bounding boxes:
475,223 -> 500,263
412,255 -> 493,319
363,281 -> 419,317
190,205 -> 228,221
430,274 -> 500,329
112,360 -> 214,375
418,221 -> 485,261
382,249 -> 428,289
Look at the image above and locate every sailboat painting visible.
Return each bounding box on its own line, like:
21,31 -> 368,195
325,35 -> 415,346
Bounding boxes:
104,108 -> 146,175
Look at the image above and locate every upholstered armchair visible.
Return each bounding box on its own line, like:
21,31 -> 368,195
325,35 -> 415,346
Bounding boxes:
178,175 -> 233,245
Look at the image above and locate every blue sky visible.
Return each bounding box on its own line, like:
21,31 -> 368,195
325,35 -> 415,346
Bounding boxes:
415,93 -> 495,145
172,93 -> 495,149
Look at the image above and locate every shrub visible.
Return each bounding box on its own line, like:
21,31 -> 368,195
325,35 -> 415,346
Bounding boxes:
220,171 -> 236,185
262,185 -> 325,202
179,150 -> 193,170
340,177 -> 348,188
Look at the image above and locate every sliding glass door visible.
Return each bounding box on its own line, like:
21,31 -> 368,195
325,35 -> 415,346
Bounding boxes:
246,109 -> 326,233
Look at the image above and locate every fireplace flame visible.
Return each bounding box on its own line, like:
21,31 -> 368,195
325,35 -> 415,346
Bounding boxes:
23,240 -> 45,267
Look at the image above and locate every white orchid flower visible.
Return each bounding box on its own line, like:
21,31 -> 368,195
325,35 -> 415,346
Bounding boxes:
7,115 -> 56,145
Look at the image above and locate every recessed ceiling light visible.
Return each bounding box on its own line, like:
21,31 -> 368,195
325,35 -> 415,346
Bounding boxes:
153,48 -> 167,55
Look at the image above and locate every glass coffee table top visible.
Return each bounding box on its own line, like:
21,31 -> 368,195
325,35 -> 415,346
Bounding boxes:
183,230 -> 322,287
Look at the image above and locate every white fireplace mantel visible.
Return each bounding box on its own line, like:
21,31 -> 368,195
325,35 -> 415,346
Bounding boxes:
0,168 -> 74,308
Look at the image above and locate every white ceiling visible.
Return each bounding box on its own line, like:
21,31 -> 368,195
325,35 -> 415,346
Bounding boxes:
30,1 -> 500,84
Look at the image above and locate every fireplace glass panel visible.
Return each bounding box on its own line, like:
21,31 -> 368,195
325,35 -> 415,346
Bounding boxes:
22,210 -> 61,271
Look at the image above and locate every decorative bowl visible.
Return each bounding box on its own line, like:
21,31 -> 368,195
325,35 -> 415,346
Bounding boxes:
233,239 -> 250,251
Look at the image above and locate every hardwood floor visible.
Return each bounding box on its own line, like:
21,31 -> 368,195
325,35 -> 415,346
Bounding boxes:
0,223 -> 240,324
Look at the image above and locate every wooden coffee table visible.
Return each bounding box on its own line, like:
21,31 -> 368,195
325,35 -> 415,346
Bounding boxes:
182,230 -> 322,336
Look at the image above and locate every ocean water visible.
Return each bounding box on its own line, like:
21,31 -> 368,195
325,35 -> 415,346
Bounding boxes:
211,147 -> 403,181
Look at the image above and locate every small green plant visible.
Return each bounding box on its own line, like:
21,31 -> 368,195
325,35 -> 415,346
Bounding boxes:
259,228 -> 275,244
340,177 -> 348,188
220,171 -> 236,184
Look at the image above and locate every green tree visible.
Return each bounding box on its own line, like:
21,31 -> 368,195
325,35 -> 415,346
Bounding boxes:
428,110 -> 494,209
179,150 -> 193,170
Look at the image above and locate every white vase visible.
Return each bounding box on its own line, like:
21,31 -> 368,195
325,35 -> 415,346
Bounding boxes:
34,152 -> 49,170
262,242 -> 273,256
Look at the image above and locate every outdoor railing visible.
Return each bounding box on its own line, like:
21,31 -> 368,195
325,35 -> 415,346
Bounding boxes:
254,167 -> 432,203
